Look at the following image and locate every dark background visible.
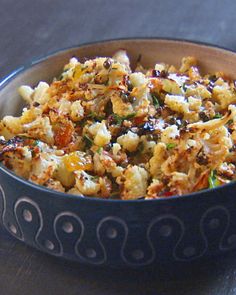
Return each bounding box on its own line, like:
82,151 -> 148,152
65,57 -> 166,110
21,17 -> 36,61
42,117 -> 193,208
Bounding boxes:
1,0 -> 236,294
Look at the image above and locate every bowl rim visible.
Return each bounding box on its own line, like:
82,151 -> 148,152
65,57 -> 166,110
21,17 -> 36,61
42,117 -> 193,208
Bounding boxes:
0,36 -> 236,204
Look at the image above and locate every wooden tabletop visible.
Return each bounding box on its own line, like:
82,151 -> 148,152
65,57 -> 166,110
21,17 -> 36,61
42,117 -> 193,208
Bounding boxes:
1,0 -> 236,294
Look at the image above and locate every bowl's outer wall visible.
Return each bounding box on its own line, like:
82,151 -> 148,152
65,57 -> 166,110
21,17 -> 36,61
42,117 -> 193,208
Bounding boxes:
1,39 -> 236,267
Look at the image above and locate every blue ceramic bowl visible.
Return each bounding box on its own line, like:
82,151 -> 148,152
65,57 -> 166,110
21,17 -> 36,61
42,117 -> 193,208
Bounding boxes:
1,38 -> 236,268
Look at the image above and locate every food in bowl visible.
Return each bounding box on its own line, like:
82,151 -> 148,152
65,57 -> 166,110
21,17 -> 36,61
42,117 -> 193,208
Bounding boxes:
0,50 -> 236,200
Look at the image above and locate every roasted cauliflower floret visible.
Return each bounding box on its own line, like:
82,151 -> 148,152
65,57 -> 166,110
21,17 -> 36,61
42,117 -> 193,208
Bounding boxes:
70,100 -> 84,121
53,159 -> 75,188
93,151 -> 124,178
74,171 -> 100,196
45,179 -> 65,193
23,117 -> 54,145
110,91 -> 134,117
32,82 -> 50,104
165,94 -> 189,114
161,125 -> 180,144
169,172 -> 190,195
117,131 -> 139,152
18,85 -> 34,104
129,72 -> 147,87
112,49 -> 131,72
121,165 -> 148,200
88,121 -> 111,147
1,146 -> 32,178
162,79 -> 183,95
1,116 -> 23,136
29,154 -> 57,185
213,83 -> 236,109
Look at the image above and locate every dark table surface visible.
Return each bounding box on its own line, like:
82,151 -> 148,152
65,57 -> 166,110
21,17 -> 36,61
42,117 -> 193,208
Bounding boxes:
1,0 -> 236,294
